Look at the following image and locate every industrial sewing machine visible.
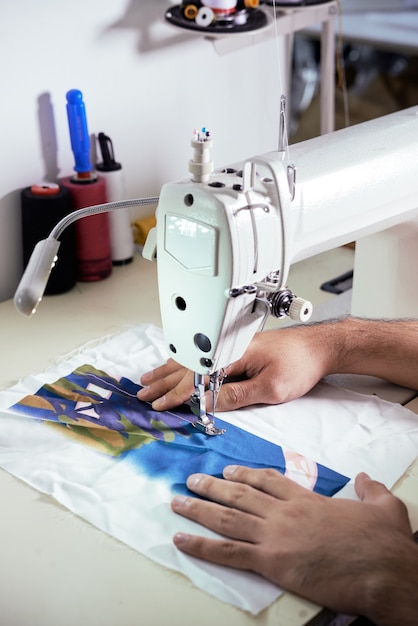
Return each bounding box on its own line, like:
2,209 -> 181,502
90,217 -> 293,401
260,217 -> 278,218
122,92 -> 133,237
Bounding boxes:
142,105 -> 418,434
14,106 -> 418,436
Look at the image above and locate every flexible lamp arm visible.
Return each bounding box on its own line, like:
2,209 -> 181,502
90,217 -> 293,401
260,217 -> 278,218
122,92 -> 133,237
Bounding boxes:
14,196 -> 159,317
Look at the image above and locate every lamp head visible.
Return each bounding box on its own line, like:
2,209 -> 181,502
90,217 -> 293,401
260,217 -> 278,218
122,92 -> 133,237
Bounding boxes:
14,238 -> 61,317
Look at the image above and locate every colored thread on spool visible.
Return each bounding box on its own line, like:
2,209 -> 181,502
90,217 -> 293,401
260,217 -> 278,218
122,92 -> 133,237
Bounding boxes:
132,215 -> 157,247
21,183 -> 77,295
61,175 -> 112,282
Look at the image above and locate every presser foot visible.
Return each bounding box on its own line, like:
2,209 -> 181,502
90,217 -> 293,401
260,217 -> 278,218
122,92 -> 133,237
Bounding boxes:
192,416 -> 225,436
189,393 -> 225,436
190,371 -> 226,436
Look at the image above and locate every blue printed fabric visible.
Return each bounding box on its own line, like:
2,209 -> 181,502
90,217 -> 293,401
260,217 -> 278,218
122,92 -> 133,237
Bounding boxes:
12,364 -> 349,497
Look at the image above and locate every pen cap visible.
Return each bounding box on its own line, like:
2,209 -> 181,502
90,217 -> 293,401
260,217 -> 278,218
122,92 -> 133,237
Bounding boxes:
21,183 -> 77,295
96,132 -> 121,173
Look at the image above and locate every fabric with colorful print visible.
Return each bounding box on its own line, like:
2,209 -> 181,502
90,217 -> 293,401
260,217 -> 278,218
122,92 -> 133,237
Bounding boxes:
11,364 -> 349,498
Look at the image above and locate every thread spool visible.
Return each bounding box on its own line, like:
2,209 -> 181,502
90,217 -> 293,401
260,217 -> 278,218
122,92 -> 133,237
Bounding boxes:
97,168 -> 133,264
21,183 -> 77,295
61,175 -> 112,282
97,132 -> 134,265
132,215 -> 157,247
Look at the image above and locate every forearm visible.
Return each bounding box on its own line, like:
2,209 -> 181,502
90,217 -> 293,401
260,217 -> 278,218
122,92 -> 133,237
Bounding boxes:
322,317 -> 418,390
138,316 -> 418,412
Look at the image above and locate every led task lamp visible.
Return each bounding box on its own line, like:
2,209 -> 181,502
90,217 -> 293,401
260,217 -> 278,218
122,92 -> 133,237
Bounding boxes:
14,197 -> 158,317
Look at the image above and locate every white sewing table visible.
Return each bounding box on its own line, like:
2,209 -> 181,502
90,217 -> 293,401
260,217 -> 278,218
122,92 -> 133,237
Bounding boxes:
0,253 -> 417,626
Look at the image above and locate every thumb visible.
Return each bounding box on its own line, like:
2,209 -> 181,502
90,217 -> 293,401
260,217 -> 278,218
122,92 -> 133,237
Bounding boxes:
355,472 -> 412,534
215,379 -> 264,412
355,472 -> 391,504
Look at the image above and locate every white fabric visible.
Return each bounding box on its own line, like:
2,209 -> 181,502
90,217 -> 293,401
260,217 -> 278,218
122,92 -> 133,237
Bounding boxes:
0,323 -> 417,615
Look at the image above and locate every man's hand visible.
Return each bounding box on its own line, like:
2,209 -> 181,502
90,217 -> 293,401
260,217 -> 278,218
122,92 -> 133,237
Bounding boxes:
171,466 -> 418,624
137,318 -> 418,412
137,326 -> 332,411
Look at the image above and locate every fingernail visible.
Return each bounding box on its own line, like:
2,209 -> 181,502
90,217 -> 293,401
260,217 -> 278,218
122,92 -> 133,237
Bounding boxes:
171,495 -> 188,510
173,532 -> 189,546
223,465 -> 238,478
187,473 -> 203,488
152,396 -> 165,410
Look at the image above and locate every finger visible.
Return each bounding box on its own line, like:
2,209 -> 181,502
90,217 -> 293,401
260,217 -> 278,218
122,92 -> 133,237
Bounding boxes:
355,472 -> 412,534
223,465 -> 314,502
137,369 -> 184,399
171,492 -> 262,543
184,472 -> 276,517
172,532 -> 257,572
354,472 -> 388,503
137,370 -> 194,409
216,378 -> 271,412
140,358 -> 181,386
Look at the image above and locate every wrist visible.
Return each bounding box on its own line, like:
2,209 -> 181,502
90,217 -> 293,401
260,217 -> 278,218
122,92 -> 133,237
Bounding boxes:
363,535 -> 418,625
297,317 -> 353,378
326,317 -> 366,375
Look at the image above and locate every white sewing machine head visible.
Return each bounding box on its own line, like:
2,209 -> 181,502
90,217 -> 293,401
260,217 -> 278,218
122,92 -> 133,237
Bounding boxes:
143,127 -> 312,378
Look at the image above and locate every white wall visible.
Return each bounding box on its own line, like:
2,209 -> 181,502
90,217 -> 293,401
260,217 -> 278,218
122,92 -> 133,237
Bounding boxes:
0,0 -> 286,301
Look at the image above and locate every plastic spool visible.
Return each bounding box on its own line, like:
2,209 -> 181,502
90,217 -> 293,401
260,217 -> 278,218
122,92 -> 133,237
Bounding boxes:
132,215 -> 157,247
96,168 -> 133,265
61,175 -> 112,281
195,7 -> 215,27
96,133 -> 134,266
189,132 -> 214,183
21,183 -> 77,294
